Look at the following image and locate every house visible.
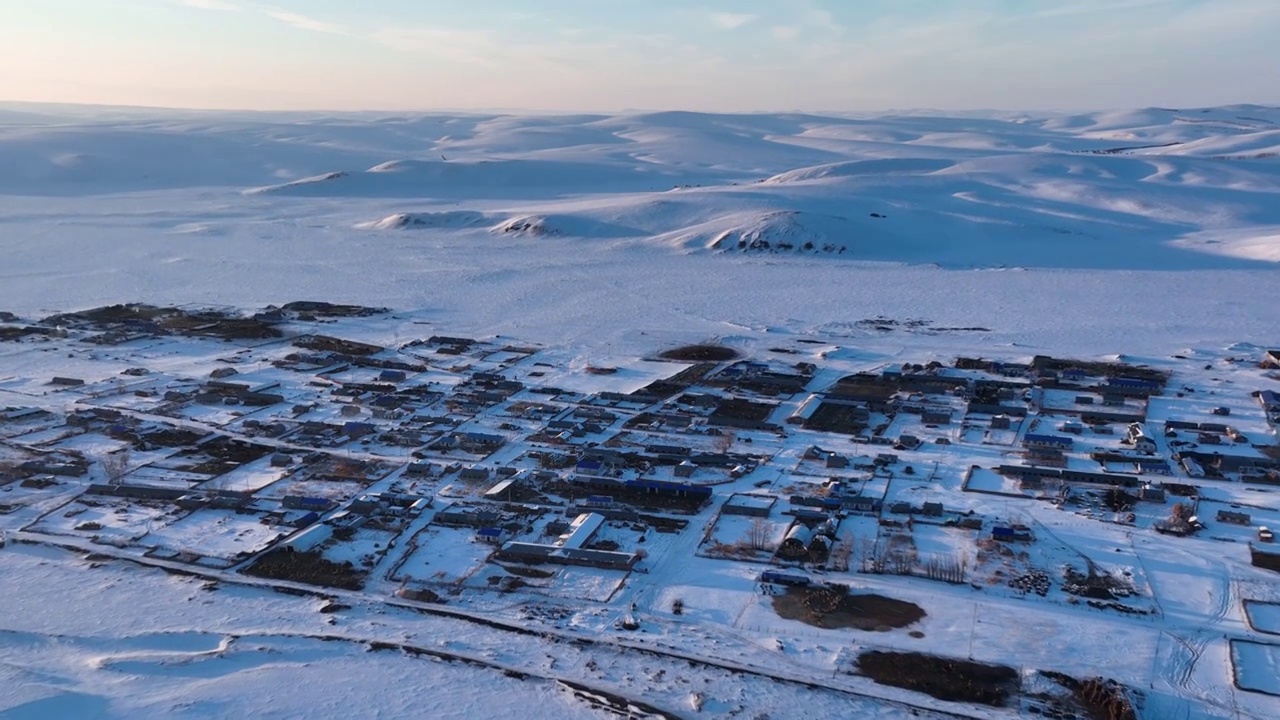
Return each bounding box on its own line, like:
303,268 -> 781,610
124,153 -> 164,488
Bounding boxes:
674,460 -> 697,478
459,466 -> 490,482
1023,434 -> 1073,451
1126,423 -> 1157,453
459,432 -> 504,452
825,453 -> 849,469
340,404 -> 362,417
50,376 -> 85,387
897,435 -> 923,450
1262,350 -> 1280,369
1026,448 -> 1067,467
1258,390 -> 1280,410
575,458 -> 605,474
990,415 -> 1013,430
269,452 -> 293,468
555,512 -> 605,550
759,570 -> 811,587
348,495 -> 381,514
476,527 -> 506,545
1138,461 -> 1171,476
405,461 -> 440,477
1105,377 -> 1161,395
483,477 -> 524,502
921,410 -> 952,425
922,501 -> 944,517
992,524 -> 1033,541
1139,485 -> 1166,503
435,506 -> 501,528
283,495 -> 336,512
1217,510 -> 1251,526
343,421 -> 375,438
722,493 -> 775,517
379,369 -> 408,383
496,541 -> 637,570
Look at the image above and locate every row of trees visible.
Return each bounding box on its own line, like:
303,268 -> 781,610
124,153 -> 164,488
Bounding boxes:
856,536 -> 969,584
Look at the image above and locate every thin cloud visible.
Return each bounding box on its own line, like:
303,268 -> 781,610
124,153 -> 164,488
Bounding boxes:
262,8 -> 349,35
709,12 -> 756,30
174,1 -> 349,35
771,25 -> 801,41
173,0 -> 240,10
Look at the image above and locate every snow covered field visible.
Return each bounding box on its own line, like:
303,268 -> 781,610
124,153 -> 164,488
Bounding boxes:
2,103 -> 1280,718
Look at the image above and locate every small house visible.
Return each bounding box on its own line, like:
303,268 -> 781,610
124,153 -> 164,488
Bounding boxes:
1126,423 -> 1157,454
1217,510 -> 1251,526
1139,485 -> 1166,503
922,501 -> 944,517
922,410 -> 952,425
674,460 -> 697,478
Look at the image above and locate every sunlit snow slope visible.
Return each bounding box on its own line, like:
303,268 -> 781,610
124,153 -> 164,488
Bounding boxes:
2,104 -> 1279,267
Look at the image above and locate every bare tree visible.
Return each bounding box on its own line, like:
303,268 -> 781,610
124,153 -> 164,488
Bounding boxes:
745,517 -> 772,551
829,534 -> 855,572
101,449 -> 131,485
712,430 -> 736,454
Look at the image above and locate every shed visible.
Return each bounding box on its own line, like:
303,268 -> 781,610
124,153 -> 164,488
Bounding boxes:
781,524 -> 814,551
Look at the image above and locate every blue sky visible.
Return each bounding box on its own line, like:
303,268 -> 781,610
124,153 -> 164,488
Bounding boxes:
1,0 -> 1277,110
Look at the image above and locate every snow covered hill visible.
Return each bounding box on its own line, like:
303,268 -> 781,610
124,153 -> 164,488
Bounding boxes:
0,103 -> 1277,355
3,103 -> 1277,267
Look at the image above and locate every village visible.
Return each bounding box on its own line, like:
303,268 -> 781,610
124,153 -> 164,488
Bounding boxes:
2,302 -> 1280,720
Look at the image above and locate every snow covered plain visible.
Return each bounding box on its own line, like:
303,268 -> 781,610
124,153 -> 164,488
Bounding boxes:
1,103 -> 1280,718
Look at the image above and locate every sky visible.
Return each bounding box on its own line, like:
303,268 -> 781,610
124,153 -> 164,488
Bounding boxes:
1,0 -> 1278,112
